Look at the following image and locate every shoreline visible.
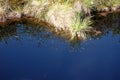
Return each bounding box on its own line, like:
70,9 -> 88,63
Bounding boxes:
0,0 -> 120,40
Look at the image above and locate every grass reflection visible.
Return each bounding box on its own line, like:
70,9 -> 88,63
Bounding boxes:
0,12 -> 120,47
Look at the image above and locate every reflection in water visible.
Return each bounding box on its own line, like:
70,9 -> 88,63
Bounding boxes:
0,13 -> 120,80
0,23 -> 85,49
92,13 -> 120,39
0,23 -> 53,46
0,25 -> 17,44
0,13 -> 120,46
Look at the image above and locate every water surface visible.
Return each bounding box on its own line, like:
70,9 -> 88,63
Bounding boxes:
0,13 -> 120,80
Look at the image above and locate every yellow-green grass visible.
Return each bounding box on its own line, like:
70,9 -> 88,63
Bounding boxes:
70,13 -> 92,40
0,0 -> 120,40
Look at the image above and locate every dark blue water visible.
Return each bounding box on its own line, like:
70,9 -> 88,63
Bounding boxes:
0,13 -> 120,80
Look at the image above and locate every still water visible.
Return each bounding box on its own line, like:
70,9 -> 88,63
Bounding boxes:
0,13 -> 120,80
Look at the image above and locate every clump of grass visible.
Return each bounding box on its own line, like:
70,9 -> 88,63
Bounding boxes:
0,7 -> 6,22
45,2 -> 75,31
94,0 -> 120,11
0,0 -> 9,22
73,0 -> 94,15
70,13 -> 92,40
23,0 -> 49,19
108,0 -> 120,11
81,0 -> 94,13
8,0 -> 28,10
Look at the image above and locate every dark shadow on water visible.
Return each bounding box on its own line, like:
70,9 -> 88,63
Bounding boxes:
90,12 -> 120,40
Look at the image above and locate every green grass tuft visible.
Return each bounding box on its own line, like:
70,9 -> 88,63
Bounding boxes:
70,13 -> 92,40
